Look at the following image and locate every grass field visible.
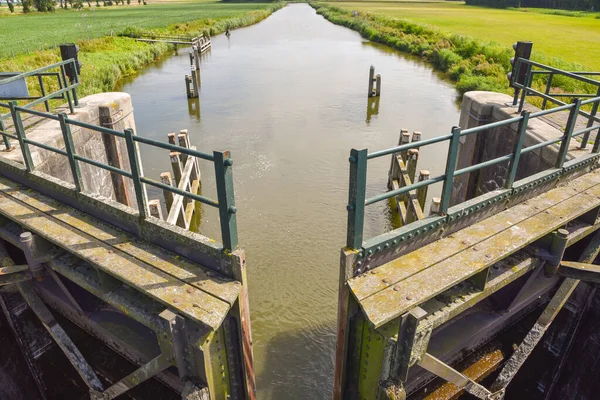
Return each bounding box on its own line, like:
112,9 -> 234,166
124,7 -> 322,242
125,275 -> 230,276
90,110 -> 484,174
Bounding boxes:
0,1 -> 281,99
324,1 -> 600,70
0,1 -> 279,58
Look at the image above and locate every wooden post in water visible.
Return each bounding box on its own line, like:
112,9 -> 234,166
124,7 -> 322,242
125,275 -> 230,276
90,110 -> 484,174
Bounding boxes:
193,45 -> 201,87
368,65 -> 375,97
148,199 -> 163,219
189,52 -> 199,98
184,75 -> 193,98
368,65 -> 381,97
430,197 -> 441,215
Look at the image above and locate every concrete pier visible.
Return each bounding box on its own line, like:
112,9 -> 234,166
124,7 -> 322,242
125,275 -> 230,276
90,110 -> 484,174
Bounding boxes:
452,91 -> 591,205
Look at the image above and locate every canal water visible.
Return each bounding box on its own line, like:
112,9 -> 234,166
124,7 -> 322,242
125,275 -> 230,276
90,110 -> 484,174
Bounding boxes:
117,4 -> 460,398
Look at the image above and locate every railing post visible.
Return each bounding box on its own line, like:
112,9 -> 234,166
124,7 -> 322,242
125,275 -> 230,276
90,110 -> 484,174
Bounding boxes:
541,72 -> 554,110
60,64 -> 74,114
58,113 -> 83,192
37,75 -> 50,112
124,128 -> 148,219
556,98 -> 581,169
9,101 -> 33,172
346,149 -> 367,249
71,60 -> 80,107
214,151 -> 238,251
506,111 -> 530,189
0,118 -> 11,150
581,88 -> 600,149
518,63 -> 533,113
440,127 -> 461,214
511,58 -> 521,106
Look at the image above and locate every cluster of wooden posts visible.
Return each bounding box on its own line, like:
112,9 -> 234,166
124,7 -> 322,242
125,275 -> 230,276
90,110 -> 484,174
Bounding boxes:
148,130 -> 202,230
387,129 -> 440,224
184,37 -> 211,99
368,65 -> 381,98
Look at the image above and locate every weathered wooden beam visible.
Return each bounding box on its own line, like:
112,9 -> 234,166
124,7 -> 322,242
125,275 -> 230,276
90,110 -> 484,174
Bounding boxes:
148,199 -> 163,220
170,151 -> 183,185
160,172 -> 174,212
417,170 -> 429,210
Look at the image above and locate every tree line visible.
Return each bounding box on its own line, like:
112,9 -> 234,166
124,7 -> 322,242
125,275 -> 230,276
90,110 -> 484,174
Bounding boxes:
5,0 -> 146,13
465,0 -> 599,10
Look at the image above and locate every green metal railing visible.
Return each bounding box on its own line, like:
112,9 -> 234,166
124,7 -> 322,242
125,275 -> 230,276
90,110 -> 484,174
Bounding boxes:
513,58 -> 600,149
347,61 -> 600,257
0,59 -> 80,151
0,102 -> 238,251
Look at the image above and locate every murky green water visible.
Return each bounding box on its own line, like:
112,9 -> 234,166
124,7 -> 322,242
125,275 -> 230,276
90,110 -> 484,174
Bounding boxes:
117,4 -> 460,398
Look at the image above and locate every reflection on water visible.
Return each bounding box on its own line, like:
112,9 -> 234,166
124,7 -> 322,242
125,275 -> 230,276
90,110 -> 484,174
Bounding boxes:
117,4 -> 460,398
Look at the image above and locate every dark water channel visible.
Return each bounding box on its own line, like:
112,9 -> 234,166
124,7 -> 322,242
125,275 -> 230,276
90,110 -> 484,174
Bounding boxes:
117,4 -> 460,398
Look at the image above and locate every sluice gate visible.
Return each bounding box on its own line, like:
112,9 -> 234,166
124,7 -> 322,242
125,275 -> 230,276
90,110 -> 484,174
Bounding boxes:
334,59 -> 600,399
0,61 -> 254,400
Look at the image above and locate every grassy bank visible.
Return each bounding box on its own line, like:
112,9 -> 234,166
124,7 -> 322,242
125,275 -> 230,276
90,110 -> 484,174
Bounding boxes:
311,2 -> 596,97
324,1 -> 600,70
0,1 -> 283,99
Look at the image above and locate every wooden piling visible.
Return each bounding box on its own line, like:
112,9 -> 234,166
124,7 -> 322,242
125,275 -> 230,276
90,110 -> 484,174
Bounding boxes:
430,197 -> 441,215
193,46 -> 201,87
406,149 -> 419,185
167,132 -> 177,145
412,131 -> 422,148
417,170 -> 430,210
184,75 -> 192,99
148,199 -> 163,220
400,130 -> 411,162
189,52 -> 199,98
368,65 -> 375,97
160,172 -> 174,212
375,74 -> 381,97
170,151 -> 183,185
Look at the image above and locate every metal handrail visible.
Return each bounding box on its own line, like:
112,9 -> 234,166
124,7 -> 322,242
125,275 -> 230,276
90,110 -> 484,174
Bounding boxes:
346,59 -> 600,254
0,98 -> 239,251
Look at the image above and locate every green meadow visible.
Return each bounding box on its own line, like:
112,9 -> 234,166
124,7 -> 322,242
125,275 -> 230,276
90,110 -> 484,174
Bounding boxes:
0,1 -> 282,97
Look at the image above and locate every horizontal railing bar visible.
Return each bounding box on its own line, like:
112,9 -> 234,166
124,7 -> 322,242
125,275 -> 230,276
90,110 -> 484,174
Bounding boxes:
73,154 -> 133,178
581,97 -> 600,106
0,102 -> 9,109
454,154 -> 513,177
547,93 -> 598,98
461,116 -> 522,136
521,89 -> 598,122
16,107 -> 60,121
365,174 -> 445,206
64,117 -> 126,138
521,137 -> 563,154
140,177 -> 219,208
367,134 -> 452,159
529,102 -> 574,118
523,59 -> 600,86
23,138 -> 68,156
0,59 -> 77,85
531,71 -> 600,76
573,125 -> 600,137
133,135 -> 215,161
0,132 -> 18,140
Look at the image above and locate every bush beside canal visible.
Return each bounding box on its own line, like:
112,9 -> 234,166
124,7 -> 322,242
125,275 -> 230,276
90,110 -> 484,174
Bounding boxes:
0,2 -> 283,99
310,2 -> 590,98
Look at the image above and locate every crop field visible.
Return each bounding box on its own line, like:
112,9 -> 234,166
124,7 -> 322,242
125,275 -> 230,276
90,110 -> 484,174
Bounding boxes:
324,1 -> 600,70
0,1 -> 278,58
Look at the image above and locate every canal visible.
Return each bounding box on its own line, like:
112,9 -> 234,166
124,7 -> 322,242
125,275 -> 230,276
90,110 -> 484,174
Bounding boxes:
117,4 -> 460,398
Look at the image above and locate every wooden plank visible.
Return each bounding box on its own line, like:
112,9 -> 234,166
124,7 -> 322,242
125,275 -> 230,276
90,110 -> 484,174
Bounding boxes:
358,182 -> 600,327
185,179 -> 199,228
0,176 -> 239,308
349,169 -> 600,302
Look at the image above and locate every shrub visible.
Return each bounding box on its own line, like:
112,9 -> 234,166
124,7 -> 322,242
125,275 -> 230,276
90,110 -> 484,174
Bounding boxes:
22,0 -> 33,13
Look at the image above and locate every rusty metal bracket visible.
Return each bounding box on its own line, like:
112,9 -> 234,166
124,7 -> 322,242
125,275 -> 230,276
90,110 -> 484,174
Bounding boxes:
159,309 -> 200,382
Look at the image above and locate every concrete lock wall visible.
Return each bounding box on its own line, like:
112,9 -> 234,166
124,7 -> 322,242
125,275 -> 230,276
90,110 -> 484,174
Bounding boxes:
4,93 -> 138,208
452,91 -> 589,205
